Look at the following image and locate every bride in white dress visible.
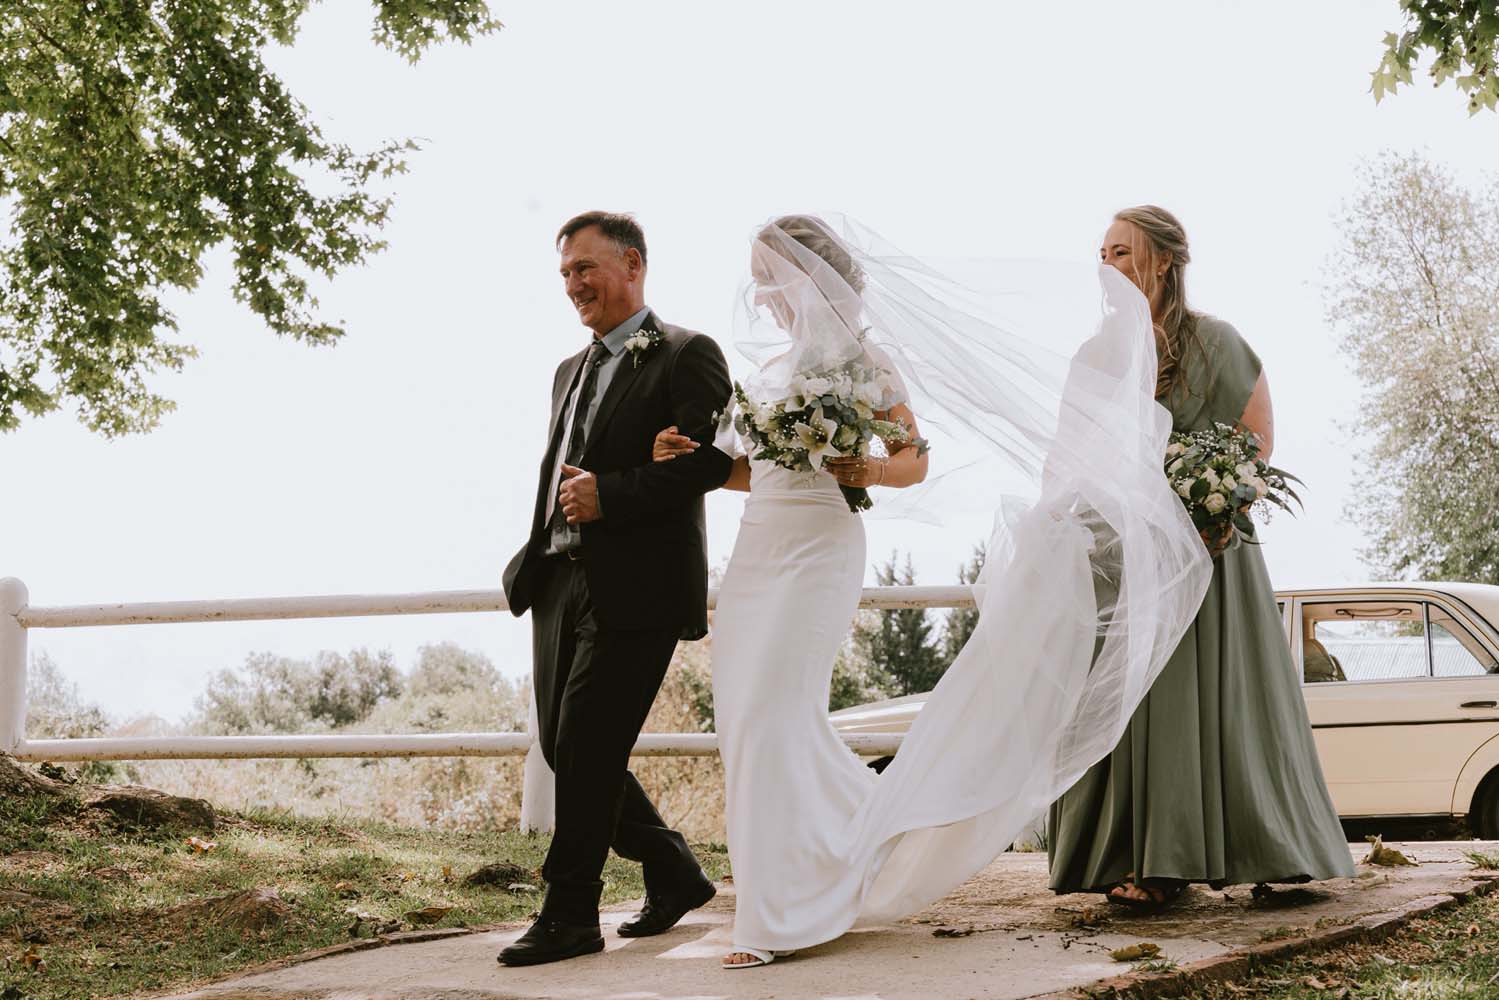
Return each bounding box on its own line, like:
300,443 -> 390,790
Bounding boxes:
655,215 -> 1210,969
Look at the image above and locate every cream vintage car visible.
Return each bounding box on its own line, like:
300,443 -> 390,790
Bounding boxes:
830,583 -> 1499,837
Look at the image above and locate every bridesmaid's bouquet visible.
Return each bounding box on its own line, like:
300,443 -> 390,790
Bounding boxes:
1165,422 -> 1301,551
732,360 -> 925,513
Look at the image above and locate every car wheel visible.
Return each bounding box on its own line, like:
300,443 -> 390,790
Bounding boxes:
1472,775 -> 1499,840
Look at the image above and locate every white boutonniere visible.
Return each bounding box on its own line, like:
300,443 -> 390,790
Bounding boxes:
623,326 -> 664,368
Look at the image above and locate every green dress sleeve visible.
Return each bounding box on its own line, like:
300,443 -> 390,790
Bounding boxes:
1200,317 -> 1262,429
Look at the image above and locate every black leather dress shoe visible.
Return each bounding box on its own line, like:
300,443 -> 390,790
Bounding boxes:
617,876 -> 716,937
497,917 -> 605,967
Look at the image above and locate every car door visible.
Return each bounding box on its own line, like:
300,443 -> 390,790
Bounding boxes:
1296,593 -> 1499,818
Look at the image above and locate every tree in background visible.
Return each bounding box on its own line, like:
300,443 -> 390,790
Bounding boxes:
941,542 -> 986,667
193,647 -> 403,734
1373,1 -> 1499,114
0,1 -> 501,434
855,552 -> 946,698
1326,152 -> 1499,582
24,651 -> 118,781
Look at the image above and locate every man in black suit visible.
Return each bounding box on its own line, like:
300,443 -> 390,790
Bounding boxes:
499,212 -> 733,967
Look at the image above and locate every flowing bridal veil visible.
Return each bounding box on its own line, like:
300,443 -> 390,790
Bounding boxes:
736,217 -> 1213,925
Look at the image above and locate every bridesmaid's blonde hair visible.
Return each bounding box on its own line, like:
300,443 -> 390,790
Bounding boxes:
1113,205 -> 1201,399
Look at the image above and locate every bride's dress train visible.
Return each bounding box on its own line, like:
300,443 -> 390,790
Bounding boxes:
710,217 -> 1210,954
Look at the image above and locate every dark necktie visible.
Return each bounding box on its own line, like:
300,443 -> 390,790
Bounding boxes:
546,340 -> 609,548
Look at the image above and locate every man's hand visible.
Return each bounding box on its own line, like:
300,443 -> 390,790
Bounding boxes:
559,464 -> 602,524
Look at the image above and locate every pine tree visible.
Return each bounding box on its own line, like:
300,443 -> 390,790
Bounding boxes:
941,542 -> 987,667
856,552 -> 946,697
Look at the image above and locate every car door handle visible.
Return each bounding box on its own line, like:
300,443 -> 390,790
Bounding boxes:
1461,701 -> 1498,709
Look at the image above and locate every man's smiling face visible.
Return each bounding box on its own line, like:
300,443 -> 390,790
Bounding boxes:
559,225 -> 644,336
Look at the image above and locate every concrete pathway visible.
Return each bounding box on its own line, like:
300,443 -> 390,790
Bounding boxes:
164,841 -> 1495,1000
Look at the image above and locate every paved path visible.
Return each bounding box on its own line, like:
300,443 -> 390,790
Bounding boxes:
165,841 -> 1493,1000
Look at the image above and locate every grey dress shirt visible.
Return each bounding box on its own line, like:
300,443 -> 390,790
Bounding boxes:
543,306 -> 651,554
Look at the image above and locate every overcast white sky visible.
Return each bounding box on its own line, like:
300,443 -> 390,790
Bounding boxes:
2,0 -> 1497,724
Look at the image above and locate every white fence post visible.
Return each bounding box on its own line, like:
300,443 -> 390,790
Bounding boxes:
519,684 -> 555,834
0,578 -> 29,754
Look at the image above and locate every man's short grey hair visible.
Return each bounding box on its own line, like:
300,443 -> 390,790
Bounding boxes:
556,211 -> 648,268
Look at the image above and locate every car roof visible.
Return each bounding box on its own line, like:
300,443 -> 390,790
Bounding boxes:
1277,582 -> 1499,628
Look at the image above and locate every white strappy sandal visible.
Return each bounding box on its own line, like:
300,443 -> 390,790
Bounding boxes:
721,947 -> 795,970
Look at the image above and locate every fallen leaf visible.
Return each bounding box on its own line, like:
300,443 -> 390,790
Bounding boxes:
1110,942 -> 1161,962
20,946 -> 45,973
441,865 -> 453,882
933,925 -> 975,938
404,905 -> 454,925
1469,923 -> 1482,938
185,836 -> 217,854
1362,835 -> 1417,867
507,882 -> 539,893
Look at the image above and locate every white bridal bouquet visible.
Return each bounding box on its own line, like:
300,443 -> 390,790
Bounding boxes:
730,359 -> 927,513
1165,422 -> 1300,551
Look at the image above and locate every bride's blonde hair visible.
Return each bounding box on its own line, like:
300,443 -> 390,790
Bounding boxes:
760,215 -> 866,294
1113,205 -> 1201,400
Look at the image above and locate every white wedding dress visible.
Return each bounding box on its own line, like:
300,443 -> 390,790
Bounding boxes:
708,216 -> 1210,956
711,456 -> 872,951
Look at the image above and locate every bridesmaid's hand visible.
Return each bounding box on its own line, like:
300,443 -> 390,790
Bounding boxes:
1201,507 -> 1248,558
653,426 -> 698,462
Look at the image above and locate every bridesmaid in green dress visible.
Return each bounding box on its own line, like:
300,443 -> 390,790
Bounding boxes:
1047,205 -> 1353,908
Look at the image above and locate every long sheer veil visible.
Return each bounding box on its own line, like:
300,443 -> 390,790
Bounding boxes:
736,215 -> 1212,922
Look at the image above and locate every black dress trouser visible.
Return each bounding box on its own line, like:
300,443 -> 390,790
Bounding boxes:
529,555 -> 699,924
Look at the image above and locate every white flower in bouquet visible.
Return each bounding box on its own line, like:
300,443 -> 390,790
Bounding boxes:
799,374 -> 834,397
731,357 -> 929,513
793,408 -> 843,468
1162,421 -> 1302,555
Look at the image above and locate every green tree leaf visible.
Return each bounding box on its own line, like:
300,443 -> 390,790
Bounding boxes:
0,1 -> 502,435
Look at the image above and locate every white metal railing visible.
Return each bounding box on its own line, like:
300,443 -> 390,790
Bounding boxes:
0,576 -> 973,831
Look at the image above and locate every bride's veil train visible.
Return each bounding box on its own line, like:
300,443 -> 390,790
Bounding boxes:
737,216 -> 1212,924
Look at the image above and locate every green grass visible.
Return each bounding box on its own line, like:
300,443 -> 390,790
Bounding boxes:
1462,849 -> 1499,870
1181,884 -> 1499,999
0,790 -> 729,999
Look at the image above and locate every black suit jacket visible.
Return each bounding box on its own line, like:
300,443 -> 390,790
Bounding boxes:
502,312 -> 734,639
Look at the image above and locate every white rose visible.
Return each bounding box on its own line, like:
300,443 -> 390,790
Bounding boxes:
1176,482 -> 1193,499
1249,476 -> 1269,498
1166,442 -> 1187,458
1203,493 -> 1227,514
1236,462 -> 1257,481
801,375 -> 833,397
1221,476 -> 1237,491
1167,458 -> 1185,475
1203,469 -> 1221,489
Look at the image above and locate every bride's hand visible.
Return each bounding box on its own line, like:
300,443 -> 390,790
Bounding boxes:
826,455 -> 886,488
653,426 -> 698,463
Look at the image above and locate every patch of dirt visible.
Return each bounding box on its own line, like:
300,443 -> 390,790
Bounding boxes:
462,861 -> 535,888
0,889 -> 76,922
0,850 -> 60,872
161,888 -> 294,934
85,785 -> 216,833
0,753 -> 67,798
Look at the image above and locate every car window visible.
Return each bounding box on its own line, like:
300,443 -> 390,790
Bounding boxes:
1302,601 -> 1427,683
1429,605 -> 1498,677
